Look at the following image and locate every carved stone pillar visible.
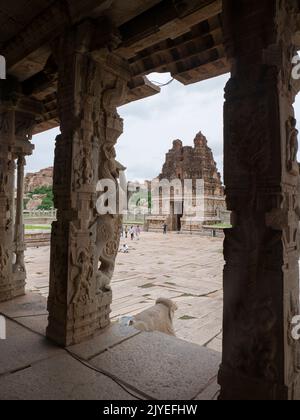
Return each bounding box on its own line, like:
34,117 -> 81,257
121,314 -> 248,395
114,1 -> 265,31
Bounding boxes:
219,0 -> 300,400
47,22 -> 130,346
0,110 -> 16,302
13,155 -> 26,279
0,98 -> 35,302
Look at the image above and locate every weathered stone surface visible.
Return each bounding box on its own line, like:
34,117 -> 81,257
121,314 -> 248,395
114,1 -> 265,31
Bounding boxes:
0,319 -> 62,376
69,322 -> 141,360
0,105 -> 36,303
0,293 -> 47,318
45,21 -> 132,346
146,133 -> 226,233
24,167 -> 53,193
90,331 -> 221,400
25,233 -> 224,347
219,0 -> 300,400
0,353 -> 137,400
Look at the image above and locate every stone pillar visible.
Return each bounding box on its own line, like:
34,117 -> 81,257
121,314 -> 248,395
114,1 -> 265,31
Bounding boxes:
0,99 -> 35,302
219,0 -> 300,400
0,110 -> 16,302
47,22 -> 130,346
13,155 -> 26,278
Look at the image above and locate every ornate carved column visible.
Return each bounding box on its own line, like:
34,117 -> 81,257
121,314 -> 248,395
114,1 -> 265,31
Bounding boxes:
13,155 -> 26,277
219,0 -> 300,400
0,110 -> 16,302
0,97 -> 35,302
47,21 -> 130,346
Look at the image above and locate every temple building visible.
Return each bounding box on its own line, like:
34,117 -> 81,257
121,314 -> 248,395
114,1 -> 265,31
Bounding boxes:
146,132 -> 226,233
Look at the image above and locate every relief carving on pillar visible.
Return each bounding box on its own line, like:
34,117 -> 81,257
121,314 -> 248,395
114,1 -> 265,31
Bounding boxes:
47,22 -> 130,344
51,232 -> 68,305
95,214 -> 122,293
0,113 -> 10,137
0,159 -> 8,194
228,97 -> 270,174
52,134 -> 66,189
221,0 -> 300,399
94,73 -> 128,293
73,145 -> 94,190
70,247 -> 94,304
286,116 -> 299,176
0,245 -> 9,284
288,291 -> 300,382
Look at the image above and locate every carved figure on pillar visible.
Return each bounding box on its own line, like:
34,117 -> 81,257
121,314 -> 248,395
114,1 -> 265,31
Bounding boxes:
0,100 -> 36,302
47,20 -> 130,346
220,0 -> 300,400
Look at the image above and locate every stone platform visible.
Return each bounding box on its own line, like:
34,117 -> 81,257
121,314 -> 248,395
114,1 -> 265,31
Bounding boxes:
0,293 -> 220,400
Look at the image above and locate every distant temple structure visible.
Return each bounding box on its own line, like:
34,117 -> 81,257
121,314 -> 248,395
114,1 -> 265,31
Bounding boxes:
146,132 -> 226,233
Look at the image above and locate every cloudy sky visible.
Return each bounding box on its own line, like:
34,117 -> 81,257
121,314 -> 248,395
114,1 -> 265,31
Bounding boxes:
26,72 -> 300,182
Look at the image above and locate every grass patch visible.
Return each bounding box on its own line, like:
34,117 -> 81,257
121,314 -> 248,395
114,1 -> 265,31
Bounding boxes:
210,223 -> 232,229
25,225 -> 52,230
179,315 -> 197,321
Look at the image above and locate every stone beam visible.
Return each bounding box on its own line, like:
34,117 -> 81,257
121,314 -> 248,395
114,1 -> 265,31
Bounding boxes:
117,0 -> 222,59
2,0 -> 112,73
129,20 -> 223,76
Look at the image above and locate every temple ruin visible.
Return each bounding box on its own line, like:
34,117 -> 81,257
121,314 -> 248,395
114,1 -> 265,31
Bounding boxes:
146,132 -> 226,233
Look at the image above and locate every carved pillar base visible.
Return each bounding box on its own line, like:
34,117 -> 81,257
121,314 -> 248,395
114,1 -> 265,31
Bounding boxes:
47,22 -> 129,346
219,0 -> 300,400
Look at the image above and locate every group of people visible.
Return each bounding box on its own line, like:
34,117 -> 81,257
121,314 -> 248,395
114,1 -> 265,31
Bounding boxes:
119,225 -> 142,254
121,225 -> 141,241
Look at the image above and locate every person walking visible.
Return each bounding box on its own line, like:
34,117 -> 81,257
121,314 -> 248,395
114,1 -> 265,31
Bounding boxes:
130,226 -> 135,241
163,222 -> 168,235
125,226 -> 128,239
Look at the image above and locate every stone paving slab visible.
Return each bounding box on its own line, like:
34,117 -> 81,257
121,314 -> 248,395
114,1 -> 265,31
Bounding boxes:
12,314 -> 48,337
25,233 -> 224,350
0,293 -> 47,318
69,323 -> 141,360
0,353 -> 137,400
0,310 -> 220,400
0,319 -> 62,376
90,331 -> 221,400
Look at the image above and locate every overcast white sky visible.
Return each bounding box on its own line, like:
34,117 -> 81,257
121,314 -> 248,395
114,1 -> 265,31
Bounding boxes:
26,72 -> 300,182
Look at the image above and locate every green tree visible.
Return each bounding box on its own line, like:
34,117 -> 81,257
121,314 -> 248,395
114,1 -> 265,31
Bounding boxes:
28,186 -> 54,210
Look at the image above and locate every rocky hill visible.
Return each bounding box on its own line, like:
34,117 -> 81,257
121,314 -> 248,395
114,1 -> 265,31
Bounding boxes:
25,167 -> 53,193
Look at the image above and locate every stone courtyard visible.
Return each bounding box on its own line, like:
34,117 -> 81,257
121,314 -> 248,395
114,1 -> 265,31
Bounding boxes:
25,232 -> 223,352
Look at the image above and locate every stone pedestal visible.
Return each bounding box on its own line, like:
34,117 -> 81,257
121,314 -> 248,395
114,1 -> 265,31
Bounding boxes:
219,0 -> 300,400
47,22 -> 130,346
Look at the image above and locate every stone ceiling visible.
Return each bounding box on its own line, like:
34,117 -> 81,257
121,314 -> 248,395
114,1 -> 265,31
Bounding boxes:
0,0 -> 229,134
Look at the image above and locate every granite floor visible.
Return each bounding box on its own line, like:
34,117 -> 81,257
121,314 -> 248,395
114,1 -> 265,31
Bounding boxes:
0,293 -> 221,400
25,232 -> 224,352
